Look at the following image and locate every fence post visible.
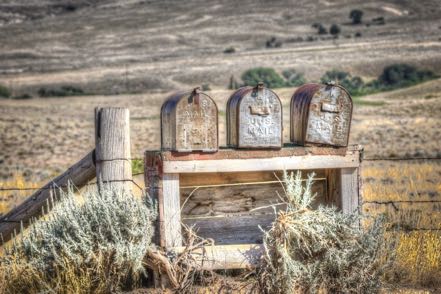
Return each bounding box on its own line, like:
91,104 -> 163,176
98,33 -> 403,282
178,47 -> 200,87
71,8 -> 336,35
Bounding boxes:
95,107 -> 132,192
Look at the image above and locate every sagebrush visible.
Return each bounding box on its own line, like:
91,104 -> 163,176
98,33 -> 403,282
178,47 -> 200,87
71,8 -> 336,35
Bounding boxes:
0,185 -> 156,294
258,171 -> 389,294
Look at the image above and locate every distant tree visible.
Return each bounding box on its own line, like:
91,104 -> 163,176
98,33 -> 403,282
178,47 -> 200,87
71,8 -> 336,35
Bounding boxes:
0,84 -> 11,98
224,47 -> 236,54
330,24 -> 341,36
241,67 -> 286,88
317,24 -> 327,35
378,64 -> 437,87
350,9 -> 364,24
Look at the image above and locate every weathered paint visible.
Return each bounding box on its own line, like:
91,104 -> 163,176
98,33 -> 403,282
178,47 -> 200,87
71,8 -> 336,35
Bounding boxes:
227,83 -> 282,148
161,88 -> 218,152
290,83 -> 352,147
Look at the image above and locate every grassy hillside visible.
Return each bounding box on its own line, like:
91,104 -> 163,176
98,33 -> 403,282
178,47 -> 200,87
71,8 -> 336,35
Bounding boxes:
0,0 -> 440,95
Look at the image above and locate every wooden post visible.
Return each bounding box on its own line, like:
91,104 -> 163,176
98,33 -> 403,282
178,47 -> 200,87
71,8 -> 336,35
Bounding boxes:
145,151 -> 182,249
0,151 -> 96,243
95,107 -> 132,192
340,168 -> 360,214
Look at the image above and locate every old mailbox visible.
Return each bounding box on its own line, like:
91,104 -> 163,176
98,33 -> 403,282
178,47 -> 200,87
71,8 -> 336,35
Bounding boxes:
290,82 -> 353,147
161,87 -> 218,152
227,83 -> 283,149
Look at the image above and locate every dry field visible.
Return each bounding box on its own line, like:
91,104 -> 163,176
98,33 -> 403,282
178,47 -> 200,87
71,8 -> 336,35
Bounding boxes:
0,0 -> 441,290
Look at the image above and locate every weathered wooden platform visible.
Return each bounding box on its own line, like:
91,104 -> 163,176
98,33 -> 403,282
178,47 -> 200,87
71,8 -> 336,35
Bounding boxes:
145,145 -> 362,269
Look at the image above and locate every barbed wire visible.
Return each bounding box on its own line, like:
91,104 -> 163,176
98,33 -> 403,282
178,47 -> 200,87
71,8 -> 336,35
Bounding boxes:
1,155 -> 440,191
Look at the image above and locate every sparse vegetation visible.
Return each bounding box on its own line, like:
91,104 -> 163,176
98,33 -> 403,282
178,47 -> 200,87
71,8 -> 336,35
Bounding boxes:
0,84 -> 11,98
0,186 -> 156,293
258,171 -> 388,293
38,85 -> 85,97
350,9 -> 364,24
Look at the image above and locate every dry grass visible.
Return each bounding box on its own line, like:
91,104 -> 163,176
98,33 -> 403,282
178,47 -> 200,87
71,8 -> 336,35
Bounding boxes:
362,161 -> 441,287
0,172 -> 41,216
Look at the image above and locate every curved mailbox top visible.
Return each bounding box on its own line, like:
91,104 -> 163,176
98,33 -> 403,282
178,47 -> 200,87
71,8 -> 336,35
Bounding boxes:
227,83 -> 283,149
290,83 -> 353,147
161,87 -> 218,152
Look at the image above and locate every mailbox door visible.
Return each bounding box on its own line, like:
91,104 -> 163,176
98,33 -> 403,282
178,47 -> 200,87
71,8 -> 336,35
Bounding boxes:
237,88 -> 282,148
305,86 -> 352,146
175,94 -> 218,152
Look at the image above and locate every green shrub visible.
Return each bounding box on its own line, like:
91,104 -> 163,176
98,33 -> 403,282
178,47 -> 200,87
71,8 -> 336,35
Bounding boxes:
282,69 -> 306,87
258,171 -> 389,293
350,9 -> 364,24
330,24 -> 341,36
378,64 -> 437,88
0,186 -> 156,293
320,70 -> 365,95
0,84 -> 11,98
38,85 -> 85,97
241,67 -> 286,88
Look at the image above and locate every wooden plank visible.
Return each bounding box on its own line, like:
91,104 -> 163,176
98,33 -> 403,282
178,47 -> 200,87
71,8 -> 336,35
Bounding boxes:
145,151 -> 164,247
180,178 -> 326,216
163,153 -> 359,173
0,151 -> 96,243
95,107 -> 132,191
340,168 -> 359,214
179,170 -> 326,187
172,244 -> 263,270
162,173 -> 182,248
155,145 -> 359,162
183,214 -> 276,245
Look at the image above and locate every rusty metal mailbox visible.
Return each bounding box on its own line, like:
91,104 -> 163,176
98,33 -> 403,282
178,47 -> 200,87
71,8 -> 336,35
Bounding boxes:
290,83 -> 353,147
227,83 -> 282,148
161,87 -> 218,152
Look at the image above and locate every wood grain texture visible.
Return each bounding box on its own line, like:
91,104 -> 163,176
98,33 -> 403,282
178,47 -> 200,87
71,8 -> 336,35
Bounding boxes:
172,244 -> 263,270
162,173 -> 182,247
0,151 -> 96,243
153,145 -> 362,162
95,107 -> 132,191
183,214 -> 276,244
163,153 -> 359,173
340,168 -> 359,214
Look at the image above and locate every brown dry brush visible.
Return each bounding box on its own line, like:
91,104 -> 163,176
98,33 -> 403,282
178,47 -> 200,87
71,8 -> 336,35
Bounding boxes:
257,171 -> 391,294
